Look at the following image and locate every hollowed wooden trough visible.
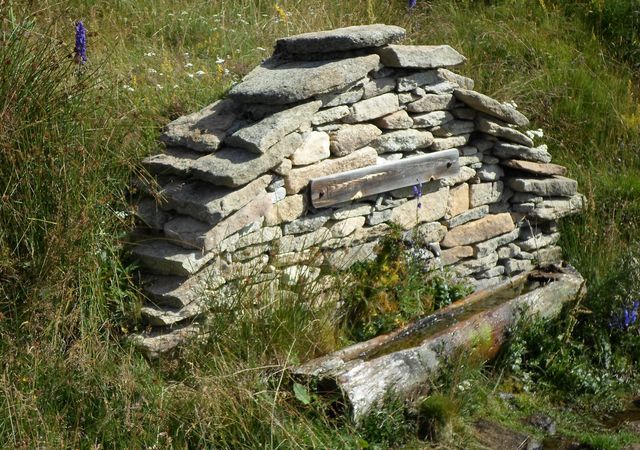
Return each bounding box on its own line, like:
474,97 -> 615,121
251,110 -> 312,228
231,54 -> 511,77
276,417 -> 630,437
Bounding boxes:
291,265 -> 585,421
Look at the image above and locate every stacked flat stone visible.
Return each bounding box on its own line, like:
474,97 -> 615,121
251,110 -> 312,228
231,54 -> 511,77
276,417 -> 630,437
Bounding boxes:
129,24 -> 584,357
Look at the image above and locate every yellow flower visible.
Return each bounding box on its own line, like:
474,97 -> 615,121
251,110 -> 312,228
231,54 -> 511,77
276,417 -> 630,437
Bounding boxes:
274,4 -> 287,22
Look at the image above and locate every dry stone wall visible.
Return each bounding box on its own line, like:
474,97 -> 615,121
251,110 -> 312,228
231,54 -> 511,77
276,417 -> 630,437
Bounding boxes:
129,24 -> 584,357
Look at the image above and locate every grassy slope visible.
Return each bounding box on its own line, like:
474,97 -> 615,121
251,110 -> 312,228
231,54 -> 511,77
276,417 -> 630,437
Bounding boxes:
0,0 -> 639,448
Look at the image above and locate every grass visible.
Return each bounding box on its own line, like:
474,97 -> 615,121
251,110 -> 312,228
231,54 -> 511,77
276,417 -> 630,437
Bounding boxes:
1,0 -> 639,447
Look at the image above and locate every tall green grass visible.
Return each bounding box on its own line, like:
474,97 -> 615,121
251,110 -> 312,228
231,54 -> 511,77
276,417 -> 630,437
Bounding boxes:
0,0 -> 639,447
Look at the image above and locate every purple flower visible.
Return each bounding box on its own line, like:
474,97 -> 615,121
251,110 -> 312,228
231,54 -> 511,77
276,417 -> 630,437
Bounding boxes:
413,182 -> 423,209
74,21 -> 87,64
611,300 -> 639,330
408,0 -> 417,9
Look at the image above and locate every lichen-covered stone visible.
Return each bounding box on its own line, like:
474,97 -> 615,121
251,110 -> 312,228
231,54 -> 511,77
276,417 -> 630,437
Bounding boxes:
371,129 -> 434,153
159,175 -> 271,225
275,24 -> 406,55
476,116 -> 533,147
191,133 -> 302,188
406,94 -> 456,113
412,111 -> 454,128
228,55 -> 380,104
160,99 -> 238,153
453,89 -> 529,127
507,176 -> 578,197
377,45 -> 466,69
226,101 -> 321,154
492,143 -> 552,163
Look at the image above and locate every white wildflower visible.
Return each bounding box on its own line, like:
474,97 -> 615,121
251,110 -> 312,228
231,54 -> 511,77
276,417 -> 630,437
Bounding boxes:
215,57 -> 225,64
223,68 -> 230,76
173,84 -> 179,88
184,62 -> 194,68
195,70 -> 206,77
123,85 -> 135,92
256,47 -> 266,51
187,73 -> 194,78
143,52 -> 156,57
525,128 -> 544,139
114,211 -> 128,219
148,68 -> 158,74
504,100 -> 518,109
181,11 -> 188,15
156,84 -> 163,90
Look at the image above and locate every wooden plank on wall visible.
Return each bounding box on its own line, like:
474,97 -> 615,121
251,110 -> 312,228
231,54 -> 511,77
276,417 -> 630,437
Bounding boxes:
310,149 -> 459,208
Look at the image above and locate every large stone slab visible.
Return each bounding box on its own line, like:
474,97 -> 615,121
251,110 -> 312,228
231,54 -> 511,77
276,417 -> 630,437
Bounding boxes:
344,93 -> 400,123
275,24 -> 406,55
160,99 -> 238,153
492,143 -> 552,163
453,89 -> 529,127
228,55 -> 380,104
502,159 -> 567,176
330,124 -> 382,157
142,147 -> 200,177
159,175 -> 271,225
131,240 -> 215,276
130,322 -> 201,359
507,176 -> 577,197
371,129 -> 434,153
226,101 -> 321,154
376,45 -> 466,69
528,194 -> 585,220
441,212 -> 515,248
476,116 -> 533,147
141,272 -> 225,308
517,231 -> 561,252
284,147 -> 378,194
164,193 -> 273,251
191,133 -> 302,188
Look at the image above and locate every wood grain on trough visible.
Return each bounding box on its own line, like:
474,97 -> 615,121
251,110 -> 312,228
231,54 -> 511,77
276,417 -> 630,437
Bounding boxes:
309,149 -> 459,208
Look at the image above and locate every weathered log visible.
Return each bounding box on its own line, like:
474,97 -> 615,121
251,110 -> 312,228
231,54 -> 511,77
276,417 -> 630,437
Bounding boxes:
309,149 -> 459,208
291,266 -> 585,421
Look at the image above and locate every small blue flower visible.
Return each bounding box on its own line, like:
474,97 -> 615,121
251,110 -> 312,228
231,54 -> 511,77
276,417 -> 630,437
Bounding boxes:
408,0 -> 417,9
75,21 -> 87,64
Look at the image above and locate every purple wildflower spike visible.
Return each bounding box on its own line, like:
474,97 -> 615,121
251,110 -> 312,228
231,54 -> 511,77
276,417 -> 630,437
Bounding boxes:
413,182 -> 423,209
75,21 -> 87,64
408,0 -> 417,9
